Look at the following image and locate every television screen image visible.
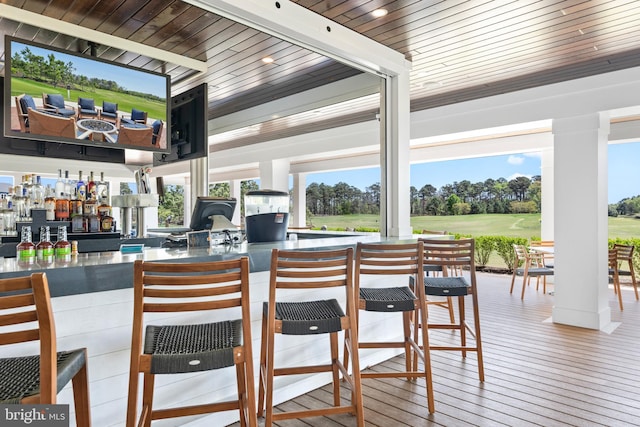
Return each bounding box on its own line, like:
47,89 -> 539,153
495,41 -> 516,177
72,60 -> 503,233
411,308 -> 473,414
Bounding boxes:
4,36 -> 170,153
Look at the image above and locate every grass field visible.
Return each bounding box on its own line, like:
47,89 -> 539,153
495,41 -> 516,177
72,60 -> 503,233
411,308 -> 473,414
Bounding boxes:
11,78 -> 166,121
309,213 -> 640,268
309,213 -> 640,239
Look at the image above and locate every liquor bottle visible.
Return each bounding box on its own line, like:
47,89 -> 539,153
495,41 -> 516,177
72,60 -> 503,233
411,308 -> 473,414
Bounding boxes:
44,185 -> 56,221
83,198 -> 100,232
54,226 -> 71,262
87,171 -> 97,200
55,169 -> 65,199
96,172 -> 109,204
55,194 -> 70,221
31,175 -> 44,208
100,212 -> 114,232
16,225 -> 36,264
64,170 -> 72,199
12,186 -> 27,221
76,171 -> 86,201
36,226 -> 54,263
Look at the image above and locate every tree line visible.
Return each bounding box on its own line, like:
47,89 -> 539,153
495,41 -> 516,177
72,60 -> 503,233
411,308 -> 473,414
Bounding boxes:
139,173 -> 636,226
307,175 -> 542,216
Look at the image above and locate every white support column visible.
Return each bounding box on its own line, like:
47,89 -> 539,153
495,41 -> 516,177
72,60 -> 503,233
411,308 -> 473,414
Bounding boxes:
292,173 -> 306,228
110,178 -> 123,233
380,72 -> 412,237
540,147 -> 554,240
229,179 -> 242,227
190,156 -> 209,208
143,177 -> 159,233
259,159 -> 290,192
183,176 -> 191,228
552,112 -> 612,331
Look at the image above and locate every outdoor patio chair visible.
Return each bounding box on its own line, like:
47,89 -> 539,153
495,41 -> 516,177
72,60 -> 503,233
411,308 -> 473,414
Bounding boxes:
14,94 -> 37,132
42,93 -> 76,117
530,240 -> 555,268
0,273 -> 91,426
118,123 -> 153,147
612,243 -> 639,301
121,108 -> 148,125
100,101 -> 118,124
510,244 -> 554,299
609,247 -> 624,311
151,120 -> 163,145
126,258 -> 257,427
28,108 -> 77,139
77,97 -> 99,119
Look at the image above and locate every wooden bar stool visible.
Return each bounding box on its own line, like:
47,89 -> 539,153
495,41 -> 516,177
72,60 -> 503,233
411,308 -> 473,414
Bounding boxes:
126,258 -> 257,427
0,273 -> 91,426
258,247 -> 364,426
348,241 -> 435,413
418,238 -> 485,381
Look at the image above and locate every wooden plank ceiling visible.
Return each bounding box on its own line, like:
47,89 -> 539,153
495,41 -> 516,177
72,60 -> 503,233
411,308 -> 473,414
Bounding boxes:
1,0 -> 640,149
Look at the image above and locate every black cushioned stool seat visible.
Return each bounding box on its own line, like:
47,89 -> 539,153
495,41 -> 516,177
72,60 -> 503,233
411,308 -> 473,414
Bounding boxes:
144,321 -> 242,374
359,286 -> 417,312
0,349 -> 86,404
263,299 -> 344,335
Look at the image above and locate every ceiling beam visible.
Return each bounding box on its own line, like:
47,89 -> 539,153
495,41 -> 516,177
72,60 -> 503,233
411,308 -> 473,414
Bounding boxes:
209,73 -> 380,135
184,0 -> 410,77
0,4 -> 207,74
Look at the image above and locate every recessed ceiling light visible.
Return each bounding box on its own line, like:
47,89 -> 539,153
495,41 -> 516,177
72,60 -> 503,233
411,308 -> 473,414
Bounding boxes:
578,29 -> 584,35
371,9 -> 388,18
262,56 -> 274,64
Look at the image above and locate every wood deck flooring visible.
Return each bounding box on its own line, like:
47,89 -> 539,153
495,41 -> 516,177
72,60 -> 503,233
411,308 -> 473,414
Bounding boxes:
240,272 -> 640,427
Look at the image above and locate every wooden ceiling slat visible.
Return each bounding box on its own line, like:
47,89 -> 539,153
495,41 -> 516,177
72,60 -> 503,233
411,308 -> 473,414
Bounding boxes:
40,0 -> 76,20
141,6 -> 214,48
95,2 -> 146,35
402,0 -> 636,57
77,1 -> 127,30
61,0 -> 101,25
413,17 -> 640,85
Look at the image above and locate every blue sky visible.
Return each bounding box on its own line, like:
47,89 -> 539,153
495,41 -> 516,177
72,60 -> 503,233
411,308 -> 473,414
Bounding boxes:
2,142 -> 638,203
12,41 -> 167,98
307,141 -> 640,204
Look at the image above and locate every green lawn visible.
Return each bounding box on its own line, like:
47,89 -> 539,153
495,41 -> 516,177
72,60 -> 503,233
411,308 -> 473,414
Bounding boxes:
309,213 -> 640,239
11,78 -> 166,121
308,213 -> 640,268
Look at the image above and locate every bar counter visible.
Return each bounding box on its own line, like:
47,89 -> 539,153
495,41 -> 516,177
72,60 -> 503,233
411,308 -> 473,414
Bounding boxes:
0,232 -> 428,426
0,232 -> 400,297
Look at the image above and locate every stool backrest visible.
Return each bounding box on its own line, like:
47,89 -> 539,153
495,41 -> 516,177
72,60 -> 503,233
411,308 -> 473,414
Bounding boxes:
133,258 -> 251,315
269,247 -> 354,297
355,241 -> 425,296
420,238 -> 475,280
420,238 -> 475,268
0,273 -> 57,403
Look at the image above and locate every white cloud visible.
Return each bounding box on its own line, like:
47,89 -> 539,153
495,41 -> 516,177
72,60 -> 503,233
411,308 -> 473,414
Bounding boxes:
524,152 -> 542,159
507,172 -> 533,181
507,155 -> 524,165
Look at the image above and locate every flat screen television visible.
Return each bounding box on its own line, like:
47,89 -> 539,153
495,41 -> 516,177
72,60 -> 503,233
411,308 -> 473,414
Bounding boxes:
153,83 -> 208,166
4,36 -> 170,153
189,197 -> 237,231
